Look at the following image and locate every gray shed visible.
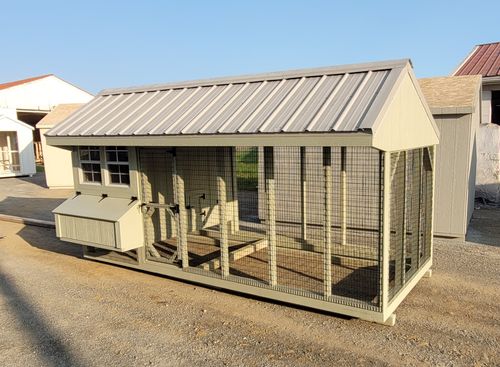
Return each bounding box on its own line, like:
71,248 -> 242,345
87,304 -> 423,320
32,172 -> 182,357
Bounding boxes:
47,59 -> 438,325
419,76 -> 481,239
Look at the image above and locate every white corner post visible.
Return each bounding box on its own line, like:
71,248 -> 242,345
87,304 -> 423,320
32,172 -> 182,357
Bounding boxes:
300,146 -> 307,242
217,147 -> 230,277
173,151 -> 189,269
323,147 -> 332,298
382,150 -> 392,318
401,151 -> 407,286
395,151 -> 407,289
340,146 -> 347,246
264,147 -> 277,286
230,147 -> 240,233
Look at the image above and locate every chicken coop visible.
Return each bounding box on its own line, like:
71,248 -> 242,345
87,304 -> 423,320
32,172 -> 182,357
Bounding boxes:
48,59 -> 438,325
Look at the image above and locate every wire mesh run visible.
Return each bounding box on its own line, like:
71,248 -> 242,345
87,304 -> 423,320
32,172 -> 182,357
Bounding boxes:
138,146 -> 391,311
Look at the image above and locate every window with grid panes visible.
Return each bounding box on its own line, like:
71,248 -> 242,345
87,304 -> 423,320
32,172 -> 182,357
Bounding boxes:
79,146 -> 102,183
106,146 -> 130,185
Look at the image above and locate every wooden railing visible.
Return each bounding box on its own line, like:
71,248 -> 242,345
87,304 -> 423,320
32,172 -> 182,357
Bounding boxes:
34,141 -> 43,163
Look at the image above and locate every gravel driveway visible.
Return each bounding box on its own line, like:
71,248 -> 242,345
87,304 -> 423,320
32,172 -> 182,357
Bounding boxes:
0,219 -> 498,367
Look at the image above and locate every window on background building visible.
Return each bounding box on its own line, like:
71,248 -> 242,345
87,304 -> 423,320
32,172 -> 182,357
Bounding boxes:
492,91 -> 500,125
0,132 -> 20,173
106,146 -> 130,185
79,146 -> 102,183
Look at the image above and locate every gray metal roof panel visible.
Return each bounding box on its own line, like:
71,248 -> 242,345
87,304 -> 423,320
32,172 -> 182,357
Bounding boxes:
341,70 -> 389,131
199,82 -> 259,134
46,59 -> 410,138
181,83 -> 244,134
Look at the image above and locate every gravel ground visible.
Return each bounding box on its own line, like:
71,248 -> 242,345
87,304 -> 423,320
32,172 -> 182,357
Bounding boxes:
0,220 -> 498,367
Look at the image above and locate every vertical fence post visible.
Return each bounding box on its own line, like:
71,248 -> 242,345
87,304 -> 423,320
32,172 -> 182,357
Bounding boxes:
340,146 -> 347,246
217,147 -> 230,277
323,147 -> 332,298
173,150 -> 189,269
300,146 -> 307,242
382,151 -> 392,311
264,147 -> 277,286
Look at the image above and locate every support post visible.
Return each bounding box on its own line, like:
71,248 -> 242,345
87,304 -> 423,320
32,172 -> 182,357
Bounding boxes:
173,152 -> 189,269
230,147 -> 240,233
401,151 -> 407,286
382,151 -> 392,312
340,146 -> 347,246
264,147 -> 277,286
217,148 -> 230,277
417,149 -> 424,268
323,147 -> 332,298
300,146 -> 307,242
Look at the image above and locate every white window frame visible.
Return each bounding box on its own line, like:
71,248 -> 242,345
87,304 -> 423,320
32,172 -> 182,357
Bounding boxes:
104,146 -> 130,187
78,146 -> 103,185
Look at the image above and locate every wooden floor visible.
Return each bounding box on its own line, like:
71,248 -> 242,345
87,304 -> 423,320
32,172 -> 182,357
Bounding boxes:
146,228 -> 381,305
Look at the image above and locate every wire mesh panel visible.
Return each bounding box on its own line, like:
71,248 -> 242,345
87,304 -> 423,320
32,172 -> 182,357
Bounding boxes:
405,149 -> 422,280
389,151 -> 406,298
388,147 -> 434,300
421,146 -> 434,264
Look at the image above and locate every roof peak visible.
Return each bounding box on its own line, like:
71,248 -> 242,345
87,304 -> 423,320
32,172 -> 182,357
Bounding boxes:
100,59 -> 410,96
0,74 -> 53,91
476,41 -> 500,46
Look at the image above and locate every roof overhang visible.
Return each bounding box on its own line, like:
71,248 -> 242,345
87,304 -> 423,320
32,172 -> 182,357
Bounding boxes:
482,76 -> 500,86
429,106 -> 474,115
46,131 -> 373,148
0,114 -> 35,130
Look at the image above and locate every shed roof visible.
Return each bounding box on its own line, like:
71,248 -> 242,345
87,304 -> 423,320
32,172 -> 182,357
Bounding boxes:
0,114 -> 35,131
36,103 -> 84,129
419,75 -> 482,115
48,59 -> 410,138
0,74 -> 52,91
454,42 -> 500,78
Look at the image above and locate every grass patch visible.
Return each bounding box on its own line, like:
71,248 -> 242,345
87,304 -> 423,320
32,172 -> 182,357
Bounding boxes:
236,147 -> 258,191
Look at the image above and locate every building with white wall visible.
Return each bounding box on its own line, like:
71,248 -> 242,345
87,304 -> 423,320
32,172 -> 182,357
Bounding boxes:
0,74 -> 93,162
36,104 -> 83,188
453,42 -> 500,203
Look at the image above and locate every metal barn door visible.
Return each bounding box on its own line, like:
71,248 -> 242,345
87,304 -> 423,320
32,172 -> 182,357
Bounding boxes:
139,148 -> 181,265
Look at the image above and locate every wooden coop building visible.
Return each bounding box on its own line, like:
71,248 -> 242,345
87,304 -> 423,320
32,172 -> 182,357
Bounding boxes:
47,59 -> 438,325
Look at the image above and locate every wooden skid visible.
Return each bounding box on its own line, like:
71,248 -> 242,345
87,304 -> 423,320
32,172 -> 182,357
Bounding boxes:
198,239 -> 268,271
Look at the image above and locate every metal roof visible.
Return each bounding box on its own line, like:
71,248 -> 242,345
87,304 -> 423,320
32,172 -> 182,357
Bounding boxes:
454,42 -> 500,78
48,59 -> 409,138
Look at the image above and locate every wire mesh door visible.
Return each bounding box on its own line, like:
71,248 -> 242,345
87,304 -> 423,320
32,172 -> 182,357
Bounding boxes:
139,148 -> 181,265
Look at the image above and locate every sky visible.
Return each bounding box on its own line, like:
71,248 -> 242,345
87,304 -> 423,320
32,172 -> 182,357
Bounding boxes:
1,0 -> 498,94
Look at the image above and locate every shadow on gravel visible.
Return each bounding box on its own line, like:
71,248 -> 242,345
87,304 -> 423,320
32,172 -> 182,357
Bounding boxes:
18,172 -> 49,188
16,225 -> 82,259
0,196 -> 66,222
466,207 -> 500,248
0,267 -> 84,367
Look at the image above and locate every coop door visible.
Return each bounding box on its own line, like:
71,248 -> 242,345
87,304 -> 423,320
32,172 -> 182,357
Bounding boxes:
139,148 -> 177,244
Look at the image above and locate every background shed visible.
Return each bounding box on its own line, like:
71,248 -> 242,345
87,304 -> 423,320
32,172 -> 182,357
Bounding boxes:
0,112 -> 36,177
419,75 -> 482,238
37,104 -> 83,188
